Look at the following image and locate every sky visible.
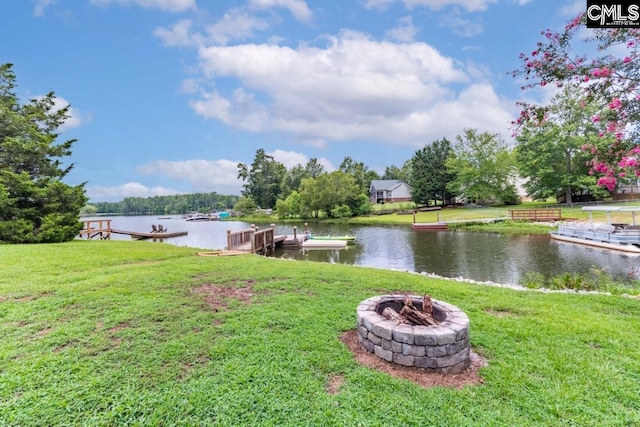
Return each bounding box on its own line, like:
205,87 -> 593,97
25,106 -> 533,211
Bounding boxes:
2,0 -> 585,202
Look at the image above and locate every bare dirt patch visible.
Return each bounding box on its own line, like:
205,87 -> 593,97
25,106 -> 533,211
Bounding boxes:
194,283 -> 256,311
36,328 -> 54,337
340,330 -> 487,389
108,323 -> 131,333
326,375 -> 344,395
53,341 -> 76,354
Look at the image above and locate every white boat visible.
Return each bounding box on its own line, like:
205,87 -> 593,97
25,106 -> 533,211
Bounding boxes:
185,213 -> 211,221
550,206 -> 640,253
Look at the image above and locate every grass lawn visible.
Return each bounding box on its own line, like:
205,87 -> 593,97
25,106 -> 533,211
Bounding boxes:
1,241 -> 640,426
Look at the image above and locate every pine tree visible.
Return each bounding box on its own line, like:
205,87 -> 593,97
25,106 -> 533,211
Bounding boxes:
0,63 -> 87,243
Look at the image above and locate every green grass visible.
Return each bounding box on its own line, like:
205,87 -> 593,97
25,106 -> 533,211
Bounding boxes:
1,241 -> 640,425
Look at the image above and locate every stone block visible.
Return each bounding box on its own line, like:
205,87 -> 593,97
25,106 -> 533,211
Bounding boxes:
443,358 -> 471,374
361,312 -> 384,330
425,345 -> 448,357
382,338 -> 393,351
436,347 -> 470,368
415,356 -> 438,369
431,326 -> 456,345
392,324 -> 415,344
361,338 -> 374,353
357,325 -> 368,340
413,326 -> 437,346
446,339 -> 467,355
374,345 -> 393,362
372,320 -> 397,341
392,353 -> 415,367
368,332 -> 382,346
407,344 -> 425,357
392,341 -> 403,353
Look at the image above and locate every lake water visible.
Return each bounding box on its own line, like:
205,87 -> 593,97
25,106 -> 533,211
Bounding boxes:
84,215 -> 639,285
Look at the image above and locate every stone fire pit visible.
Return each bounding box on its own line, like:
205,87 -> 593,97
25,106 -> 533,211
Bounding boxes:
356,295 -> 470,374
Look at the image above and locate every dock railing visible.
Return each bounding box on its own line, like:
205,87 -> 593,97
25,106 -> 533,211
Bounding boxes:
79,219 -> 112,240
251,228 -> 274,253
227,227 -> 254,250
227,225 -> 276,253
508,209 -> 562,221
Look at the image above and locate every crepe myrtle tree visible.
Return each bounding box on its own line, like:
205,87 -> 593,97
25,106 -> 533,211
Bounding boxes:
513,13 -> 640,191
0,63 -> 87,243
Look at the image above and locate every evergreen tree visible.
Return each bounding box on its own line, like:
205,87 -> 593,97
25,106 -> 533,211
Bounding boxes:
411,138 -> 456,206
0,64 -> 87,243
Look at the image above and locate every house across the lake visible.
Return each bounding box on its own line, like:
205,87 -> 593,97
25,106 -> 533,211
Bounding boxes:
369,179 -> 413,203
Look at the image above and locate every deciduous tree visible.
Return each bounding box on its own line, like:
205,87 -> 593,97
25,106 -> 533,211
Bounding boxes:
446,129 -> 517,204
513,14 -> 640,191
516,84 -> 611,203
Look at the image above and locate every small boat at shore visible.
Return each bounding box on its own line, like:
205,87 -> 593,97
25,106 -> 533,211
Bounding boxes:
550,206 -> 640,253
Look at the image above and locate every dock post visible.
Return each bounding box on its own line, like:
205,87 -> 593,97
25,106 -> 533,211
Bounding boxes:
304,222 -> 308,233
293,226 -> 297,239
226,229 -> 231,250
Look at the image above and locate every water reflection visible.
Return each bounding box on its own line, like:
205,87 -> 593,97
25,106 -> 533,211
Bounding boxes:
84,216 -> 639,284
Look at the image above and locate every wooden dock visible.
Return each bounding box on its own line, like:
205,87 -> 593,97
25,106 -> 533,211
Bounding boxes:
79,219 -> 187,240
111,229 -> 188,240
227,225 -> 307,253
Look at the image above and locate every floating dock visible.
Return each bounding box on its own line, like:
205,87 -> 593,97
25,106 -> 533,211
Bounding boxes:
301,239 -> 348,249
411,223 -> 448,230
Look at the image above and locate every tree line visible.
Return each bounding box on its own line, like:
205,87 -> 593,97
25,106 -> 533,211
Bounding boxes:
86,192 -> 239,215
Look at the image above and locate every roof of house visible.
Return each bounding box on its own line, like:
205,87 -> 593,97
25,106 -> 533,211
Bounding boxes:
369,179 -> 412,191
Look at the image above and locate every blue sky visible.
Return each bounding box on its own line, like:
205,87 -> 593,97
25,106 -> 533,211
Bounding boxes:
2,0 -> 584,201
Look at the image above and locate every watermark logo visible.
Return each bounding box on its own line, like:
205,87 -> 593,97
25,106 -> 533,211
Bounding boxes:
586,1 -> 640,28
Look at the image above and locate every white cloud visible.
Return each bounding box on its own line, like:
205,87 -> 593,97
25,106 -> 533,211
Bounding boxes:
137,159 -> 242,194
154,10 -> 269,48
154,19 -> 201,47
268,149 -> 336,171
386,16 -> 419,42
249,0 -> 313,22
34,0 -> 55,17
90,0 -> 196,13
187,30 -> 515,148
360,0 -> 395,11
362,0 -> 497,12
205,9 -> 270,45
438,8 -> 484,37
86,182 -> 181,201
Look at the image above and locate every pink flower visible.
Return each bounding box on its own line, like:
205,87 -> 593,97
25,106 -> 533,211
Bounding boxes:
592,115 -> 600,123
597,176 -> 617,192
623,56 -> 632,63
592,67 -> 612,77
608,98 -> 622,110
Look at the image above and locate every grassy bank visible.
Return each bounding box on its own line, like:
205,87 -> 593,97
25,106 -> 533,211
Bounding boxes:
2,241 -> 640,426
239,202 -> 640,235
